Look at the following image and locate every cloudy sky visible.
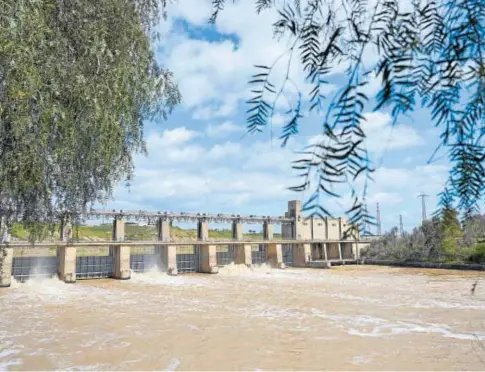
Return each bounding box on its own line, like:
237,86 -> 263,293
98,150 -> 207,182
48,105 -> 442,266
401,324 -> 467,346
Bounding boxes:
99,0 -> 450,233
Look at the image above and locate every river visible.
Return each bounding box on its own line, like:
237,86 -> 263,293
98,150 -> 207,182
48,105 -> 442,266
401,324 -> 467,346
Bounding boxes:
1,265 -> 484,371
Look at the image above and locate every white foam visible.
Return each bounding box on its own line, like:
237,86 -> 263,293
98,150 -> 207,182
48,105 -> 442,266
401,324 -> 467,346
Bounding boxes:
130,269 -> 208,287
311,309 -> 485,341
164,357 -> 181,371
218,262 -> 273,276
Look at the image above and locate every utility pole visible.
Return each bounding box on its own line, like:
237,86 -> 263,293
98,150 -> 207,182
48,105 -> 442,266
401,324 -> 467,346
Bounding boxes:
418,193 -> 428,223
376,202 -> 382,236
399,214 -> 403,236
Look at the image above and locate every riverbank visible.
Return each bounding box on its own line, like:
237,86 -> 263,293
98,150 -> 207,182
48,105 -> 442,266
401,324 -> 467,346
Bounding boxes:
360,259 -> 485,271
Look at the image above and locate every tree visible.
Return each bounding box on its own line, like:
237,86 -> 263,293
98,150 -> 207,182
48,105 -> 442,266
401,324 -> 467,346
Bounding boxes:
0,0 -> 180,233
210,0 -> 485,227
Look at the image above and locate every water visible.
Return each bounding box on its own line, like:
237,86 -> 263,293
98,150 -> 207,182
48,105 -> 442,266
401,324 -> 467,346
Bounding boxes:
1,265 -> 485,370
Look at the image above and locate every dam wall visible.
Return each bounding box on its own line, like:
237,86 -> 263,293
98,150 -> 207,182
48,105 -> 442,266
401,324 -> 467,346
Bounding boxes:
0,200 -> 362,286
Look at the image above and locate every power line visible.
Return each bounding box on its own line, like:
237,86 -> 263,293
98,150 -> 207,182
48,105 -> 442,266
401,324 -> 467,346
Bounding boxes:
376,202 -> 382,235
417,193 -> 428,222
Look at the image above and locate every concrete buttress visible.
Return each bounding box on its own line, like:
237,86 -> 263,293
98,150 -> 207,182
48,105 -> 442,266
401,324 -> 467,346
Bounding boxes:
58,247 -> 76,283
111,216 -> 130,280
293,243 -> 311,267
267,243 -> 285,269
157,245 -> 178,275
199,244 -> 218,274
0,247 -> 13,287
235,244 -> 252,266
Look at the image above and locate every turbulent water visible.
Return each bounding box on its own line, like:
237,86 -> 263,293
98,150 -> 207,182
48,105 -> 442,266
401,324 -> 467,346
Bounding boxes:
1,265 -> 485,371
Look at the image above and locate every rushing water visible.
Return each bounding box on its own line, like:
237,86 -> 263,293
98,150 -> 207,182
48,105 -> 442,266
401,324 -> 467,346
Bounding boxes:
1,265 -> 485,371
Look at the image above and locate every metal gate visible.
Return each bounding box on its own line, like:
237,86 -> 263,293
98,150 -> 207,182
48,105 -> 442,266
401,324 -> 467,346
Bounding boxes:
12,256 -> 58,282
282,244 -> 293,267
176,245 -> 198,273
130,247 -> 157,273
76,247 -> 113,279
216,244 -> 235,266
251,244 -> 267,265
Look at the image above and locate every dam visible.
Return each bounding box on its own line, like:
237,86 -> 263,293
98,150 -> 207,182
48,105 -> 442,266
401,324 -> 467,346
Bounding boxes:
0,200 -> 364,286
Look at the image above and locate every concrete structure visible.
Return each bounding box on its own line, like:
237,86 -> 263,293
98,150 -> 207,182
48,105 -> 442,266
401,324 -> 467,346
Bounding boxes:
267,243 -> 284,269
0,247 -> 13,287
263,221 -> 273,240
199,244 -> 218,274
282,200 -> 360,266
232,220 -> 243,240
235,244 -> 252,266
157,218 -> 171,242
157,245 -> 177,275
197,220 -> 209,241
0,199 -> 362,285
58,247 -> 76,283
57,215 -> 76,283
111,216 -> 131,280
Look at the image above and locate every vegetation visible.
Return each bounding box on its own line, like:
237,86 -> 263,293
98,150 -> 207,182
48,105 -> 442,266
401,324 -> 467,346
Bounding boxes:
8,223 -> 281,242
0,0 -> 180,231
211,0 -> 485,230
363,211 -> 485,264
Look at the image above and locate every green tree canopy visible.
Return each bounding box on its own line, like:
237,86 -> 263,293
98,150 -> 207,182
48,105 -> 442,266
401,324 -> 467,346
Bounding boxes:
0,0 -> 180,227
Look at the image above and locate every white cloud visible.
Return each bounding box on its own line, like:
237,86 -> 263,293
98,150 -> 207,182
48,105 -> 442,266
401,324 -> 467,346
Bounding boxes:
207,141 -> 242,159
362,112 -> 424,153
206,121 -> 244,138
147,127 -> 199,147
121,126 -> 301,211
271,113 -> 286,128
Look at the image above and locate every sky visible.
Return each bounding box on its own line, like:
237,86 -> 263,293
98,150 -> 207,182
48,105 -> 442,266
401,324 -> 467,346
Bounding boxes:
95,0 -> 451,234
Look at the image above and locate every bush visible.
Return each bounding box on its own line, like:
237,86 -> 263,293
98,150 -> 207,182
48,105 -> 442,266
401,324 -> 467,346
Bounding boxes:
467,243 -> 485,264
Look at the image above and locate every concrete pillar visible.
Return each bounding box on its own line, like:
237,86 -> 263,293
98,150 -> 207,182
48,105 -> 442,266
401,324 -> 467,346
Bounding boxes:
235,244 -> 252,266
0,247 -> 13,287
267,243 -> 284,269
111,216 -> 130,279
112,245 -> 131,279
197,220 -> 208,241
263,221 -> 273,240
112,216 -> 125,241
157,245 -> 178,275
1,216 -> 10,243
157,218 -> 171,242
293,243 -> 311,267
199,244 -> 218,274
60,215 -> 73,242
338,243 -> 343,261
353,242 -> 359,259
323,243 -> 328,261
0,217 -> 12,287
232,220 -> 243,240
288,200 -> 303,240
58,246 -> 76,283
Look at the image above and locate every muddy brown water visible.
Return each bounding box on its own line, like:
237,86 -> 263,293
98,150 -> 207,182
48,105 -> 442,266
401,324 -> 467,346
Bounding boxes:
1,265 -> 485,371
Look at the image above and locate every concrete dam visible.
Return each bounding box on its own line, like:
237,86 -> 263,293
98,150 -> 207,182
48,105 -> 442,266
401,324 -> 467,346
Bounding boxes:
0,200 -> 363,286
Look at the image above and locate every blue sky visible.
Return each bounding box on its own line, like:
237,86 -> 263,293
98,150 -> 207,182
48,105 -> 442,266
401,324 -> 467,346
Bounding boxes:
96,0 -> 450,234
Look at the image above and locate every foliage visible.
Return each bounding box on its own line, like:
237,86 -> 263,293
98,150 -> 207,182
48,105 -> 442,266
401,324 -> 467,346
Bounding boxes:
210,0 -> 485,228
363,208 -> 485,263
0,0 -> 181,238
467,242 -> 485,264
